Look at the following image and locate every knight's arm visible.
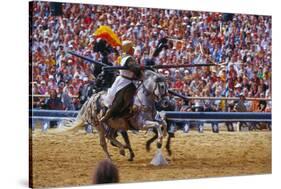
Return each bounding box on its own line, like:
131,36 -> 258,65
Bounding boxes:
145,37 -> 173,66
129,63 -> 142,78
126,58 -> 143,79
152,38 -> 172,57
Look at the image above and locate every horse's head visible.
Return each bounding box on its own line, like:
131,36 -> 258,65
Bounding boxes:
143,70 -> 168,101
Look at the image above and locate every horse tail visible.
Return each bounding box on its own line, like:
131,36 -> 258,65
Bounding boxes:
52,95 -> 98,133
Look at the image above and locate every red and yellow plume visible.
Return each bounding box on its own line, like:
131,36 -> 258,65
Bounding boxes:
93,25 -> 121,47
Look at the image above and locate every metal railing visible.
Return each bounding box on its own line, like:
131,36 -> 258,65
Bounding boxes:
30,94 -> 271,101
29,109 -> 271,133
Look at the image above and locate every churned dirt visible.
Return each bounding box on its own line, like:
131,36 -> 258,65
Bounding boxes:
30,128 -> 271,188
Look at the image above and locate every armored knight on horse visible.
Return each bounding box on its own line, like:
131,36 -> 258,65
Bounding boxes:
100,40 -> 142,123
65,25 -> 217,161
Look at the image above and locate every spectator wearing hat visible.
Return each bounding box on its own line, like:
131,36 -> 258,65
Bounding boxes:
32,82 -> 45,109
72,74 -> 82,93
47,75 -> 56,89
158,69 -> 164,75
189,73 -> 200,93
234,93 -> 247,112
60,81 -> 75,111
234,83 -> 243,97
173,70 -> 184,90
241,76 -> 250,91
233,93 -> 250,130
39,80 -> 48,95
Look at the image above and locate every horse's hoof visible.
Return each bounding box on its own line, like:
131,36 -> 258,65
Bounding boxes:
166,157 -> 171,162
167,150 -> 172,156
128,157 -> 134,161
128,152 -> 135,161
157,142 -> 162,149
119,149 -> 125,156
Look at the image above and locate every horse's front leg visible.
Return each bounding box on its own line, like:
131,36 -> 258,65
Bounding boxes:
106,119 -> 132,157
143,120 -> 163,149
145,128 -> 158,152
106,131 -> 126,157
158,111 -> 168,137
120,131 -> 135,161
96,123 -> 111,160
166,133 -> 172,156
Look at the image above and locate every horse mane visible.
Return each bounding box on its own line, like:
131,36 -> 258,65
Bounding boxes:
144,70 -> 165,81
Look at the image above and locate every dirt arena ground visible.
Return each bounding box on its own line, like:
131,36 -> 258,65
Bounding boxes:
30,128 -> 271,188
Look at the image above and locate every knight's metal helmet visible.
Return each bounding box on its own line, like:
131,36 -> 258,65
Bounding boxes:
121,40 -> 134,54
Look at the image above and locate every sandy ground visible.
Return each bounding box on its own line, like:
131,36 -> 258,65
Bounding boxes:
30,128 -> 271,188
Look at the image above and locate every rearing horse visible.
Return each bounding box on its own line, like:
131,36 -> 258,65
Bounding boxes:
63,70 -> 168,160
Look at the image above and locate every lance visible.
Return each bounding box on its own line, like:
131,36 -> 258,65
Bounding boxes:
68,51 -> 219,71
67,51 -> 108,67
168,89 -> 189,100
102,63 -> 218,70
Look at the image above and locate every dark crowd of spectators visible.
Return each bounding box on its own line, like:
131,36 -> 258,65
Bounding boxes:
30,2 -> 272,112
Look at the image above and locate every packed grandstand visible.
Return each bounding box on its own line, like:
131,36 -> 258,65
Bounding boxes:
30,2 -> 271,112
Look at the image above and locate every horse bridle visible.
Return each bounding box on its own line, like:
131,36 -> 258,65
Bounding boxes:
135,80 -> 165,113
